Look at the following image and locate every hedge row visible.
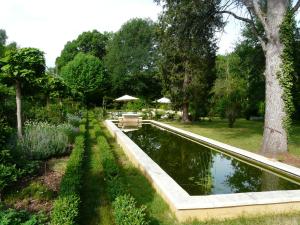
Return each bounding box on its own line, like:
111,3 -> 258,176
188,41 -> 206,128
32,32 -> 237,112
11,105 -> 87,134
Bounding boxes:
50,120 -> 87,225
98,136 -> 148,225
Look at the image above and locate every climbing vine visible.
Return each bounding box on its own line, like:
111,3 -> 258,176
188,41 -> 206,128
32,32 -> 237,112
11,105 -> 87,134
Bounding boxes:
279,9 -> 296,135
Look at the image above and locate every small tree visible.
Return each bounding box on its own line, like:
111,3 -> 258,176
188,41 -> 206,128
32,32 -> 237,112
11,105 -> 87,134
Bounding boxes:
212,75 -> 247,128
1,48 -> 45,139
60,53 -> 105,104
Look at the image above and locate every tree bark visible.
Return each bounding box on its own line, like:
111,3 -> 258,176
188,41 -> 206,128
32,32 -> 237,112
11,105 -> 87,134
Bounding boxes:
16,80 -> 23,139
182,102 -> 190,122
220,0 -> 296,152
261,0 -> 288,153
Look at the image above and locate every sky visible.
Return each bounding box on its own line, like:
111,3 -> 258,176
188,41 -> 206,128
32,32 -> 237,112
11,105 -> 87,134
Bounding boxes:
1,0 -> 245,67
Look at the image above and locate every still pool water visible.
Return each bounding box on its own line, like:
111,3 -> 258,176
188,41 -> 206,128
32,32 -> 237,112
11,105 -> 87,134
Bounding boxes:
125,124 -> 300,195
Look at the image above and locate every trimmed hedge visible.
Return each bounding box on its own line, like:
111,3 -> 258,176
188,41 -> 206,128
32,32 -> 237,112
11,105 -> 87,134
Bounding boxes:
98,136 -> 148,225
50,120 -> 87,225
113,194 -> 148,225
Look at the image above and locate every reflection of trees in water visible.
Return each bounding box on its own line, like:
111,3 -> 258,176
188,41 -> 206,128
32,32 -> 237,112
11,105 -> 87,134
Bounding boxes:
226,160 -> 262,193
128,125 -> 300,194
127,125 -> 213,195
226,159 -> 300,193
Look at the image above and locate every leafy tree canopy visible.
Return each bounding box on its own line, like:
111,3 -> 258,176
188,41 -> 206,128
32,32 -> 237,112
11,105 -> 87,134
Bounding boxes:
105,18 -> 161,100
56,30 -> 110,72
60,53 -> 106,102
157,0 -> 222,121
1,48 -> 45,85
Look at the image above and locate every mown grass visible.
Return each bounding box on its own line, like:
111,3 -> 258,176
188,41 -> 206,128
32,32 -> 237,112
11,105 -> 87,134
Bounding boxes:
79,115 -> 113,225
100,121 -> 300,225
167,119 -> 300,157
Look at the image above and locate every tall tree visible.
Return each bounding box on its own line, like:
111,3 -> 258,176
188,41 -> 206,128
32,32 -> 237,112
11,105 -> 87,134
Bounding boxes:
1,48 -> 45,139
60,53 -> 106,104
156,0 -> 222,122
0,29 -> 7,59
56,30 -> 110,73
219,0 -> 300,153
105,18 -> 161,100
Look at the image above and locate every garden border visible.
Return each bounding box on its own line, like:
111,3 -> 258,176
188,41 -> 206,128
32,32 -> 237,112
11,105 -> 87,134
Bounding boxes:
105,120 -> 300,222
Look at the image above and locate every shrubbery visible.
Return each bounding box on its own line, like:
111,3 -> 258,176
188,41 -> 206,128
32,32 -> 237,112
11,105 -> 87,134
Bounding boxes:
98,136 -> 148,225
0,207 -> 48,225
0,118 -> 12,147
0,150 -> 20,201
113,194 -> 148,225
66,113 -> 81,127
29,103 -> 66,125
50,121 -> 86,225
19,121 -> 75,160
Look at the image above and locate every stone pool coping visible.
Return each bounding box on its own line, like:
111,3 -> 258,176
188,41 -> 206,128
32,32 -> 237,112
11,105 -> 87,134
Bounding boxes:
105,120 -> 300,221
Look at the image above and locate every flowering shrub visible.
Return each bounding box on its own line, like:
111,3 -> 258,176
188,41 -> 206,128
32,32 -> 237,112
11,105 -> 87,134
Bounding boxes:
19,121 -> 75,160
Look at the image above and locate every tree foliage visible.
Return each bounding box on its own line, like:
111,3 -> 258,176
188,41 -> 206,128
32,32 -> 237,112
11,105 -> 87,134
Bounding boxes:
212,56 -> 248,127
56,30 -> 110,73
1,48 -> 45,85
105,18 -> 161,100
0,29 -> 7,58
61,53 -> 106,103
157,0 -> 222,121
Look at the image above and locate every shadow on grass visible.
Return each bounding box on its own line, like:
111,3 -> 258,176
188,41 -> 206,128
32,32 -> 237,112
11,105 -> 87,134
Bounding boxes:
79,118 -> 112,225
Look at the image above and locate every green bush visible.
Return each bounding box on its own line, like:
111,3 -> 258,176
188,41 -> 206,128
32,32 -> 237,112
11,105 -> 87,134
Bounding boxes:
50,122 -> 86,225
29,104 -> 66,125
0,150 -> 21,200
19,121 -> 75,160
59,135 -> 84,196
0,207 -> 48,225
98,136 -> 148,225
122,100 -> 147,112
0,163 -> 19,200
113,194 -> 148,225
66,113 -> 81,127
0,119 -> 12,147
50,195 -> 80,225
93,107 -> 106,121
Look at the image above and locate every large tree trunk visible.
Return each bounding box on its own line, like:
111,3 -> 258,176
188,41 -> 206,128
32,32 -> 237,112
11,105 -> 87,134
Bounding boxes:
261,0 -> 288,153
182,102 -> 190,122
16,80 -> 23,139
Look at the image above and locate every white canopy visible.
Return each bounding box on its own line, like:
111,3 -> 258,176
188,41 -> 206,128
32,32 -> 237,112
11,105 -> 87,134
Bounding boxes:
115,95 -> 139,102
156,97 -> 171,104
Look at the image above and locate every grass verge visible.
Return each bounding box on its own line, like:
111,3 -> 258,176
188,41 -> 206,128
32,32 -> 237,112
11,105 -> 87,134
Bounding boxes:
79,114 -> 113,225
167,119 -> 300,157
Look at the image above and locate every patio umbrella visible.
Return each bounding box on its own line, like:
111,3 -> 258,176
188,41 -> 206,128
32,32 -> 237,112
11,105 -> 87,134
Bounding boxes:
114,94 -> 139,102
156,97 -> 171,104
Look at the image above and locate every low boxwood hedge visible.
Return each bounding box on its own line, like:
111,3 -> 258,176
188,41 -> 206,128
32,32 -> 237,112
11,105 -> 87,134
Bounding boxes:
50,120 -> 86,225
98,136 -> 148,225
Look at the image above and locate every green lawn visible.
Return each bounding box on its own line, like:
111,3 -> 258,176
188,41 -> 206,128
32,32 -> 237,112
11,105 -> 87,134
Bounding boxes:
166,119 -> 300,157
79,115 -> 113,225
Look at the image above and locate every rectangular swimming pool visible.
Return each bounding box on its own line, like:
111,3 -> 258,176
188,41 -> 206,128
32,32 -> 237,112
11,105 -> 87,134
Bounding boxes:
125,123 -> 300,195
106,120 -> 300,221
